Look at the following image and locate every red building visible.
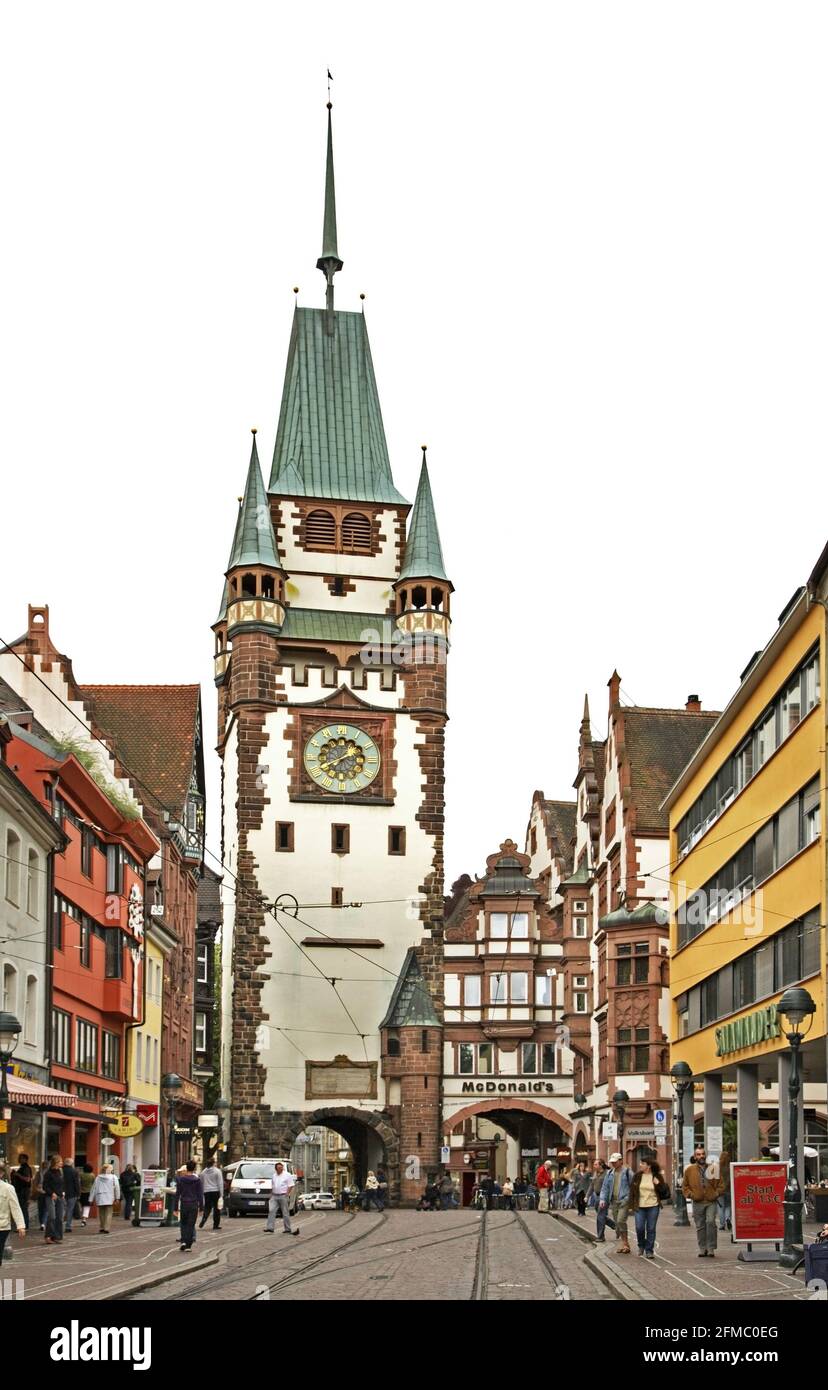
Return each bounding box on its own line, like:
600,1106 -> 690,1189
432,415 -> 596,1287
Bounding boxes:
8,723 -> 158,1167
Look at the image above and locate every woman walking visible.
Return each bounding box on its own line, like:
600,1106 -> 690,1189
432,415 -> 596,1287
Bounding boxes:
121,1164 -> 141,1222
628,1157 -> 671,1259
89,1163 -> 121,1234
0,1164 -> 26,1262
43,1156 -> 66,1244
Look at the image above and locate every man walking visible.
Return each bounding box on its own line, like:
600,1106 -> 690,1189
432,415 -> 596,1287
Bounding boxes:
61,1156 -> 80,1235
682,1144 -> 723,1258
199,1156 -> 224,1230
599,1153 -> 633,1254
265,1161 -> 299,1236
9,1154 -> 32,1230
175,1161 -> 204,1251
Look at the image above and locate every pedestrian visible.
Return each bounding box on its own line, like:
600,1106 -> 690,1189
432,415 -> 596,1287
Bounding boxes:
199,1156 -> 224,1230
174,1160 -> 204,1251
61,1155 -> 80,1235
79,1163 -> 95,1225
591,1161 -> 609,1241
599,1152 -> 633,1254
717,1147 -> 732,1231
758,1146 -> 773,1160
375,1168 -> 389,1211
438,1170 -> 455,1210
0,1164 -> 26,1263
43,1155 -> 66,1244
89,1163 -> 121,1234
120,1164 -> 141,1223
32,1161 -> 47,1229
363,1170 -> 382,1211
9,1153 -> 32,1230
682,1143 -> 723,1258
536,1159 -> 553,1213
265,1160 -> 299,1236
573,1162 -> 592,1217
554,1170 -> 568,1210
628,1157 -> 671,1259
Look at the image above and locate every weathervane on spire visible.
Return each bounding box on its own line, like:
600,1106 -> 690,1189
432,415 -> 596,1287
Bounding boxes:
317,71 -> 343,321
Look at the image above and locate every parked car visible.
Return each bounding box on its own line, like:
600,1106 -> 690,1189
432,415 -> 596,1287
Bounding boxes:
224,1159 -> 299,1217
299,1191 -> 336,1211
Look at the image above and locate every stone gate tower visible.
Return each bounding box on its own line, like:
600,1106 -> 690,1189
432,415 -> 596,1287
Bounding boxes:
214,102 -> 451,1198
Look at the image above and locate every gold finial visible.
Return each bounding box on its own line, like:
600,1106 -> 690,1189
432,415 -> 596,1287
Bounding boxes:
293,286 -> 299,294
251,427 -> 257,435
421,444 -> 428,452
359,292 -> 366,300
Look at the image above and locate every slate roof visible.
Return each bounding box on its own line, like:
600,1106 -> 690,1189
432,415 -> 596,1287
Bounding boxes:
540,799 -> 576,872
0,677 -> 52,741
622,708 -> 719,829
269,308 -> 408,506
227,436 -> 282,571
80,685 -> 200,820
398,454 -> 449,583
379,948 -> 440,1028
591,740 -> 607,801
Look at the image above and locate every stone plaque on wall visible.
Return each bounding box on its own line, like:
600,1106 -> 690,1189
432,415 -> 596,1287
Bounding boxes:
305,1054 -> 378,1100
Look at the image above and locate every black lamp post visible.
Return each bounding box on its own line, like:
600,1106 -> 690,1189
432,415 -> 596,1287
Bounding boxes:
214,1096 -> 230,1161
161,1072 -> 182,1226
612,1089 -> 629,1160
670,1061 -> 693,1227
240,1113 -> 254,1159
777,987 -> 816,1269
0,1014 -> 22,1166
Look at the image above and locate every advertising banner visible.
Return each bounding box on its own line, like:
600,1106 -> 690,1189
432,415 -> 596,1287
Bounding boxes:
730,1161 -> 787,1244
138,1168 -> 170,1225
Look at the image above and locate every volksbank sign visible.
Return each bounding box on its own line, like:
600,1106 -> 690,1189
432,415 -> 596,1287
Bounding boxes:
460,1081 -> 558,1095
714,1004 -> 781,1058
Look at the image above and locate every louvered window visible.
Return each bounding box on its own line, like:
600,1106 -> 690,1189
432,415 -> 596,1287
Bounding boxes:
341,512 -> 371,551
305,509 -> 336,549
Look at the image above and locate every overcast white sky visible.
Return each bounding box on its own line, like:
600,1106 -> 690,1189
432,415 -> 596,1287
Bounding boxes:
2,3 -> 827,887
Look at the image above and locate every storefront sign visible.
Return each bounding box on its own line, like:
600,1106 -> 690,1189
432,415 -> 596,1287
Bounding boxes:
627,1128 -> 656,1140
706,1126 -> 723,1158
715,1005 -> 780,1057
138,1168 -> 169,1225
107,1114 -> 144,1138
730,1162 -> 787,1244
136,1104 -> 159,1128
602,1122 -> 618,1140
198,1114 -> 219,1128
459,1080 -> 559,1095
521,1148 -> 540,1157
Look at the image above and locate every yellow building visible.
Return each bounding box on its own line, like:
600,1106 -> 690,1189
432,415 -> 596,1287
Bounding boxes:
665,547 -> 828,1184
122,921 -> 175,1170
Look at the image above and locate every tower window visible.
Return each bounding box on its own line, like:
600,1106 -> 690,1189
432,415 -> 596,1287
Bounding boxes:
305,509 -> 337,549
388,826 -> 406,855
332,577 -> 345,596
241,573 -> 257,597
412,585 -> 427,610
341,512 -> 372,552
331,824 -> 350,855
331,886 -> 343,907
262,575 -> 275,600
387,1031 -> 400,1057
421,1029 -> 428,1052
431,587 -> 444,610
275,822 -> 294,852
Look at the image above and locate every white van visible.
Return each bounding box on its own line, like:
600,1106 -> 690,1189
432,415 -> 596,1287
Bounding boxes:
224,1158 -> 300,1217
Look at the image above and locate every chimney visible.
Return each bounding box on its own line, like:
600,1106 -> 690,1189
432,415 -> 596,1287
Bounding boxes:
686,694 -> 702,712
607,670 -> 621,709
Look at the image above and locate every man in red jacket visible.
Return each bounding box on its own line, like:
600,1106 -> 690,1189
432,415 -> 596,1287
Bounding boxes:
536,1160 -> 553,1213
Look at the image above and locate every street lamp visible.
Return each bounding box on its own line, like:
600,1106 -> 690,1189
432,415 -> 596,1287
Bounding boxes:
240,1113 -> 254,1159
670,1061 -> 693,1227
0,1014 -> 22,1166
214,1096 -> 230,1159
777,987 -> 816,1269
612,1089 -> 629,1160
161,1073 -> 182,1226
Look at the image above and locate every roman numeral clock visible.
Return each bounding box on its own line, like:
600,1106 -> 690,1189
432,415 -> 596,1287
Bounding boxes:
302,722 -> 381,795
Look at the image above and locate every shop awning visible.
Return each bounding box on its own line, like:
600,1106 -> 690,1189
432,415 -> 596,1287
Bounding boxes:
7,1076 -> 79,1109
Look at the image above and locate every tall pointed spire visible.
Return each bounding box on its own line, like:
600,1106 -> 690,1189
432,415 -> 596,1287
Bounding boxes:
227,431 -> 282,571
316,102 -> 343,313
398,448 -> 450,583
578,694 -> 594,773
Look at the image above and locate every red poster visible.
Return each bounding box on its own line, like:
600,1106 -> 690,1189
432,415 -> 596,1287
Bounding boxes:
730,1162 -> 787,1243
136,1103 -> 159,1127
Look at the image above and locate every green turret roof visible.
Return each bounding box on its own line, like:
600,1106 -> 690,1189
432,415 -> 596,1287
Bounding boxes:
228,435 -> 283,571
317,104 -> 343,280
215,580 -> 229,625
379,948 -> 440,1028
269,308 -> 408,505
398,451 -> 449,582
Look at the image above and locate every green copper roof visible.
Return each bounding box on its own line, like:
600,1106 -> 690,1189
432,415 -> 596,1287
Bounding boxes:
598,901 -> 669,929
398,452 -> 448,582
228,436 -> 283,571
379,948 -> 440,1028
317,105 -> 343,277
215,580 -> 228,624
280,608 -> 387,643
269,308 -> 408,506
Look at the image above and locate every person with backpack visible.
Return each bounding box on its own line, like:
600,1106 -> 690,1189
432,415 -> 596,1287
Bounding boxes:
628,1157 -> 671,1258
599,1153 -> 634,1254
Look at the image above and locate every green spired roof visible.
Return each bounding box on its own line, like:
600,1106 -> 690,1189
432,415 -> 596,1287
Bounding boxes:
398,450 -> 449,583
215,580 -> 229,625
228,434 -> 283,571
317,104 -> 343,280
379,948 -> 440,1028
269,308 -> 408,505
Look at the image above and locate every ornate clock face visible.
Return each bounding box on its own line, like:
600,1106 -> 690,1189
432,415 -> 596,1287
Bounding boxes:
303,723 -> 381,795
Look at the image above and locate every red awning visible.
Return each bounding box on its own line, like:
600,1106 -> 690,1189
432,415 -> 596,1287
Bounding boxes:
7,1075 -> 78,1109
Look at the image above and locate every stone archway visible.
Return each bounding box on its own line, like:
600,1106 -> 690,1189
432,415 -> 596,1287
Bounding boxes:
286,1106 -> 401,1200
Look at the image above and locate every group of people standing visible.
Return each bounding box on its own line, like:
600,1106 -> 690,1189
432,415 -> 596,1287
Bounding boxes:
4,1153 -> 135,1243
341,1168 -> 389,1211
